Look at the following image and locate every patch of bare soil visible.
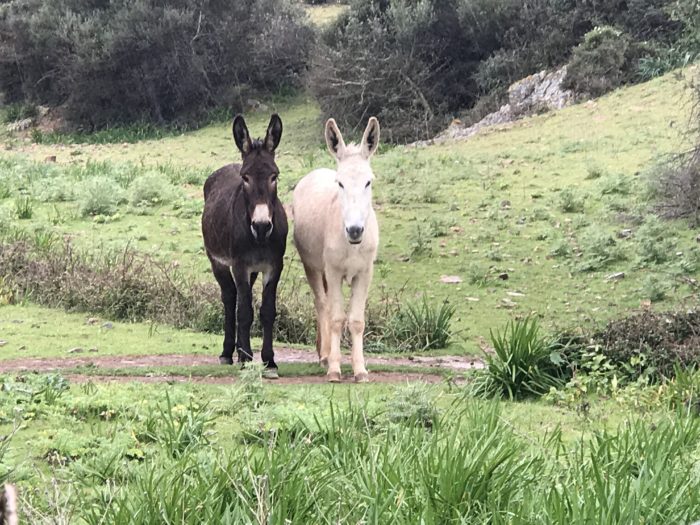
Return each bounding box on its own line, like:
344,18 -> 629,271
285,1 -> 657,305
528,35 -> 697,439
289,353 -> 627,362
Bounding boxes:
64,372 -> 450,385
0,347 -> 483,384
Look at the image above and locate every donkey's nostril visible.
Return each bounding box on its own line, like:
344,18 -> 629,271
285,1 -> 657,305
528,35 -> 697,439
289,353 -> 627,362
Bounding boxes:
346,226 -> 364,242
251,221 -> 273,241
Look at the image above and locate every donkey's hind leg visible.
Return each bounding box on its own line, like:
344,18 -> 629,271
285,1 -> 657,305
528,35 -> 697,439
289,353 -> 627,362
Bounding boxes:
209,257 -> 237,365
303,264 -> 330,367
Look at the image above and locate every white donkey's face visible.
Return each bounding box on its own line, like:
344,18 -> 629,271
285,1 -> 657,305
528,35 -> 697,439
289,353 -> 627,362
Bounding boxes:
325,117 -> 380,244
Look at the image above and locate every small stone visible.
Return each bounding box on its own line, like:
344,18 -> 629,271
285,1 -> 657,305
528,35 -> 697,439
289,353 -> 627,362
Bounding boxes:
606,272 -> 625,281
617,229 -> 633,239
507,291 -> 525,297
44,155 -> 57,163
466,297 -> 480,302
440,275 -> 462,284
89,347 -> 99,353
68,347 -> 84,354
498,273 -> 509,280
0,340 -> 6,347
500,200 -> 511,209
86,317 -> 99,325
101,322 -> 114,330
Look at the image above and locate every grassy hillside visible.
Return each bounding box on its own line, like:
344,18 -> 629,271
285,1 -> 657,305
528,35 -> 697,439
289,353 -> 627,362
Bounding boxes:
1,69 -> 699,357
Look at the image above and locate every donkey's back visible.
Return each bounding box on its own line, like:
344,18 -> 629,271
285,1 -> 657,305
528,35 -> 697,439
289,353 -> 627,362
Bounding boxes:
203,164 -> 240,201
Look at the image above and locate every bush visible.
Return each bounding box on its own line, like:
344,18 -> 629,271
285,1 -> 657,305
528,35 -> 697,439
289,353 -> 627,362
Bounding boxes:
564,26 -> 632,97
32,175 -> 76,203
310,0 -> 688,143
596,309 -> 700,381
576,227 -> 626,272
654,149 -> 700,226
388,296 -> 455,351
385,383 -> 439,428
471,317 -> 567,400
635,216 -> 676,265
129,173 -> 179,208
558,188 -> 585,213
0,0 -> 313,130
79,177 -> 126,217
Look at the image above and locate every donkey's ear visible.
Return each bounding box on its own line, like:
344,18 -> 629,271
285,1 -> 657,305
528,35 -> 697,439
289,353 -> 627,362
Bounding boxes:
361,117 -> 380,159
232,115 -> 252,156
325,118 -> 346,160
264,114 -> 283,153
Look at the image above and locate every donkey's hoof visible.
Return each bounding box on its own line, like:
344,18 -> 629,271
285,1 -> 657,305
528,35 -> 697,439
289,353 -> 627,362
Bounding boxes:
354,373 -> 369,383
219,356 -> 234,365
327,371 -> 341,383
262,368 -> 279,380
319,357 -> 329,369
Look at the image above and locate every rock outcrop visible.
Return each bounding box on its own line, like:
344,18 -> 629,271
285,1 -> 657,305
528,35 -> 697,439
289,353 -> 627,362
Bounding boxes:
414,66 -> 573,146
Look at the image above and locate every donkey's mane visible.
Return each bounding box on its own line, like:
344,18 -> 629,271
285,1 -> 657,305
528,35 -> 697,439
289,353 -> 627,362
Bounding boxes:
343,143 -> 363,156
249,139 -> 266,152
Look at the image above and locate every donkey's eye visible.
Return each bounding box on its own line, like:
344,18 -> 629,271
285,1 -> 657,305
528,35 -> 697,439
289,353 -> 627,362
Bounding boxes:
271,174 -> 278,183
365,181 -> 371,188
337,182 -> 344,189
242,175 -> 250,184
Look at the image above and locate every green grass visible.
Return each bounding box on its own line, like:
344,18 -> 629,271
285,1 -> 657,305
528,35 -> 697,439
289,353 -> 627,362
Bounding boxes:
0,69 -> 698,359
2,372 -> 700,522
0,304 -> 222,360
58,362 -> 444,379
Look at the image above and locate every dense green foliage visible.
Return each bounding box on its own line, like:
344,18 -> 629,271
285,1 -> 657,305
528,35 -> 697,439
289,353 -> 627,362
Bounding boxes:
3,375 -> 700,523
0,0 -> 313,129
310,0 -> 698,142
471,318 -> 568,400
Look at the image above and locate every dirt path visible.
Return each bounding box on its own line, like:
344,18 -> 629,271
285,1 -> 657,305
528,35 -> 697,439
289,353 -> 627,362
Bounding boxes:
0,347 -> 483,384
0,347 -> 484,372
63,371 -> 451,385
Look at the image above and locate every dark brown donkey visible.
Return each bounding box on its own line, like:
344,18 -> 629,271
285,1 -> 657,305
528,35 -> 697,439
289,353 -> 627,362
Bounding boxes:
202,114 -> 288,378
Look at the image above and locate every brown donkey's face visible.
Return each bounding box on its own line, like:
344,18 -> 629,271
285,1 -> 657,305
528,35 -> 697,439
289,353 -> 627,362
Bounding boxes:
233,114 -> 283,243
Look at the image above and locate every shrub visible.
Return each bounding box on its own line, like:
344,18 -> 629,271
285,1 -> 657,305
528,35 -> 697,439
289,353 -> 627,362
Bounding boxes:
654,149 -> 700,226
558,188 -> 585,213
311,0 -> 687,143
0,0 -> 313,130
663,365 -> 700,415
596,309 -> 700,380
576,227 -> 626,272
78,177 -> 126,217
13,196 -> 33,219
2,102 -> 38,123
388,296 -> 455,351
471,317 -> 567,400
564,26 -> 632,98
385,383 -> 439,428
129,172 -> 179,208
635,216 -> 676,265
32,175 -> 76,203
641,273 -> 671,302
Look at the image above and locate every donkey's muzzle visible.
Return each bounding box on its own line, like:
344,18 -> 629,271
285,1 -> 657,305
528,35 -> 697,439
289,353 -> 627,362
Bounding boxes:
346,225 -> 364,244
251,221 -> 273,242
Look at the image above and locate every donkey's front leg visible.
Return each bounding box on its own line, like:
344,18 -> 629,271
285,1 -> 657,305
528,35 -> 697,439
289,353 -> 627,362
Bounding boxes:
232,269 -> 254,364
260,265 -> 282,378
325,269 -> 345,382
349,270 -> 372,382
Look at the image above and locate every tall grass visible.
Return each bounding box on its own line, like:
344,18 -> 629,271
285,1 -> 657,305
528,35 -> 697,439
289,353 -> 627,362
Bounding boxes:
471,317 -> 567,400
15,393 -> 698,524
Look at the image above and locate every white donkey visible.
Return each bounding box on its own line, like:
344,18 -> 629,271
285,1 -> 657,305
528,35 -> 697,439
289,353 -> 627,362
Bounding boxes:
292,117 -> 380,382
